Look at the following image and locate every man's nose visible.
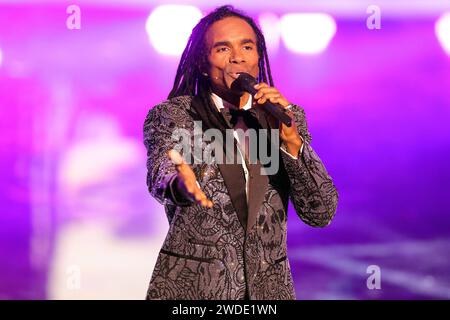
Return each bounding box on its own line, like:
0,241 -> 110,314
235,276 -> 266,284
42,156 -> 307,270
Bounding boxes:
229,50 -> 245,63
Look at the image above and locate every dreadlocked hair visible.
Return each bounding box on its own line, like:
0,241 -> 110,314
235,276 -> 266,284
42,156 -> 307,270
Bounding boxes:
167,5 -> 275,163
168,5 -> 274,100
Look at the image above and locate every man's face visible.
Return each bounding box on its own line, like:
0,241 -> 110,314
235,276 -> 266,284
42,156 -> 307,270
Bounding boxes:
204,16 -> 260,92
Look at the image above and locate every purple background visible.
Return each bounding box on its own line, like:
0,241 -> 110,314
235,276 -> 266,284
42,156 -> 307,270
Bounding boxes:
0,2 -> 449,299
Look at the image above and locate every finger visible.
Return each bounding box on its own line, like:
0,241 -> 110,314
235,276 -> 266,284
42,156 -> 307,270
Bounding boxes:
269,96 -> 280,103
197,194 -> 214,208
193,181 -> 214,208
259,94 -> 290,109
254,82 -> 269,90
255,91 -> 280,100
185,182 -> 208,206
254,88 -> 279,99
195,195 -> 206,204
185,180 -> 195,194
257,87 -> 279,94
169,150 -> 195,183
269,95 -> 290,105
265,93 -> 281,100
185,179 -> 201,195
257,93 -> 280,105
168,149 -> 186,169
193,188 -> 207,202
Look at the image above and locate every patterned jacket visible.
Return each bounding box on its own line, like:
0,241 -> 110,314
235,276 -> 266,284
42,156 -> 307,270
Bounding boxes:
144,95 -> 338,300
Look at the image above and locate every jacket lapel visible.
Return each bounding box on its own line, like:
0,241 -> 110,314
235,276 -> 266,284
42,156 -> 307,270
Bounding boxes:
217,160 -> 249,232
190,96 -> 249,232
246,108 -> 270,234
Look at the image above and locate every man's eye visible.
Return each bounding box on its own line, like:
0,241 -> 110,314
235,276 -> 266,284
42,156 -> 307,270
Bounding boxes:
243,45 -> 253,50
216,47 -> 228,52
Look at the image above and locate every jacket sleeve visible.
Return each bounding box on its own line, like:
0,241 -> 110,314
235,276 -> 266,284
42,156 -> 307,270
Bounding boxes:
280,104 -> 339,227
143,99 -> 193,207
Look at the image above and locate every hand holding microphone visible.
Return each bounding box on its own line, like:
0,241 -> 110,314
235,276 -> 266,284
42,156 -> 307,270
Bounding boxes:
230,72 -> 292,127
231,72 -> 303,156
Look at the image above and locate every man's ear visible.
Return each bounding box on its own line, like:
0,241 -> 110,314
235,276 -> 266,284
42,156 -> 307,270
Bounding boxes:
198,64 -> 211,78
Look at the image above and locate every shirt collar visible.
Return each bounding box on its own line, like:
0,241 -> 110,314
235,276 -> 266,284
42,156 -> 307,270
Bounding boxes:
211,92 -> 252,112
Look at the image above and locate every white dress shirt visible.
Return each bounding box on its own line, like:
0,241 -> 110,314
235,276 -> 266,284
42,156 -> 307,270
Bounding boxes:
210,92 -> 304,200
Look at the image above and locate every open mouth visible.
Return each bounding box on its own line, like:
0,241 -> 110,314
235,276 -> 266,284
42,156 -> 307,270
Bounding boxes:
227,72 -> 245,79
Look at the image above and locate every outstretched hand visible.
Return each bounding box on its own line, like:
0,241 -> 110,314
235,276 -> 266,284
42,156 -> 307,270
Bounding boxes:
168,149 -> 213,208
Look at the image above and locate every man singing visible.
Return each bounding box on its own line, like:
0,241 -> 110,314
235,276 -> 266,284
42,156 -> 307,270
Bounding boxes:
144,5 -> 338,300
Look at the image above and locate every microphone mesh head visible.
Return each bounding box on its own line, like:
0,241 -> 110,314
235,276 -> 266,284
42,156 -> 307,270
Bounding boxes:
230,72 -> 257,93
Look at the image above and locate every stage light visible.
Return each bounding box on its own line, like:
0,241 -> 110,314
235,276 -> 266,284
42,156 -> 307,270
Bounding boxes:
258,13 -> 281,53
0,47 -> 3,67
280,13 -> 336,54
145,5 -> 202,56
435,12 -> 450,56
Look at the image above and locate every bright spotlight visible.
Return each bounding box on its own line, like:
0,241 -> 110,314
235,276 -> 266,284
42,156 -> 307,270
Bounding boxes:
280,13 -> 337,55
435,12 -> 450,56
258,13 -> 281,53
146,5 -> 202,56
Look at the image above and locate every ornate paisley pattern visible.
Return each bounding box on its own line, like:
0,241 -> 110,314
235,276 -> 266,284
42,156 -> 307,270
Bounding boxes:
143,95 -> 338,300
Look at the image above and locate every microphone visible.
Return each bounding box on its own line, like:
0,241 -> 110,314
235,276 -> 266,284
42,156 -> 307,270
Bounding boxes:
230,72 -> 292,127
